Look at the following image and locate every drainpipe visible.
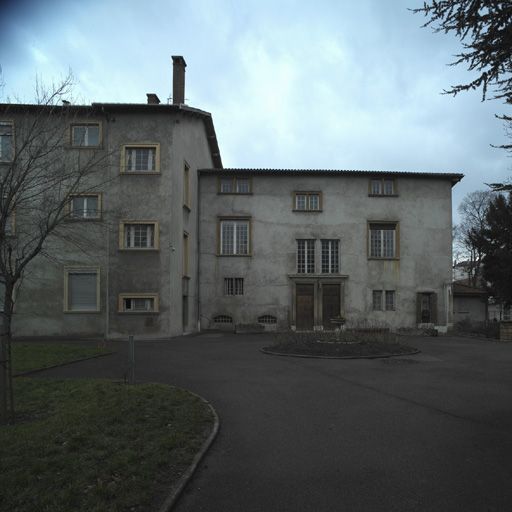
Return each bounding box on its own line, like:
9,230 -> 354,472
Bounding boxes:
103,107 -> 110,341
196,170 -> 201,332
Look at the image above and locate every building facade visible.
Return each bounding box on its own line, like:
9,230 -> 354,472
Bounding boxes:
198,169 -> 462,332
0,58 -> 463,339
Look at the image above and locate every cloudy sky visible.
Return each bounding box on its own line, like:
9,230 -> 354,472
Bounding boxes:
1,0 -> 510,223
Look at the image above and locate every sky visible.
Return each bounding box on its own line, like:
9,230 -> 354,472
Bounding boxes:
0,0 -> 510,224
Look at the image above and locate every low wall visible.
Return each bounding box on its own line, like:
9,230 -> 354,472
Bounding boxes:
500,320 -> 512,342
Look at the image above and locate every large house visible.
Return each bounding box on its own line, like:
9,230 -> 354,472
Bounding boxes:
0,57 -> 463,339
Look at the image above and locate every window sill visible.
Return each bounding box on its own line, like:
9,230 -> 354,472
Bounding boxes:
66,217 -> 102,222
367,257 -> 400,261
368,194 -> 399,197
218,192 -> 253,196
119,248 -> 160,252
120,171 -> 161,175
118,311 -> 159,315
292,209 -> 323,213
217,254 -> 252,257
68,145 -> 104,150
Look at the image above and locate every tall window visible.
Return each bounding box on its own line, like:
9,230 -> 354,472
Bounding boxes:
183,162 -> 190,207
0,122 -> 13,161
120,222 -> 158,249
294,192 -> 321,211
183,232 -> 189,276
220,219 -> 250,255
372,290 -> 383,311
321,239 -> 339,273
369,223 -> 397,258
224,278 -> 244,295
297,239 -> 315,273
121,144 -> 160,173
65,268 -> 99,312
219,176 -> 251,194
385,290 -> 396,311
69,194 -> 101,219
71,124 -> 100,147
370,178 -> 395,196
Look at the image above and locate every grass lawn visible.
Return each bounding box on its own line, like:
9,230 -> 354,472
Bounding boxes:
12,342 -> 110,374
264,331 -> 418,357
0,378 -> 214,512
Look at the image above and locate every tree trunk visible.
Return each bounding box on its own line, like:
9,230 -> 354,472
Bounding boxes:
0,283 -> 14,424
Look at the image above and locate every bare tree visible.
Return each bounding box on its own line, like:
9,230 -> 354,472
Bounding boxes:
0,75 -> 109,423
454,190 -> 494,286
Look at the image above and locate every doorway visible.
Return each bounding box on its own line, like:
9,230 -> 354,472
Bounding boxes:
296,283 -> 314,330
322,284 -> 340,329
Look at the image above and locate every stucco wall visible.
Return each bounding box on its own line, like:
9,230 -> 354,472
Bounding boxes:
12,108 -> 213,339
198,173 -> 455,330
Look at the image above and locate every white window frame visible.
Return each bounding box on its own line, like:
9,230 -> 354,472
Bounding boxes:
119,221 -> 159,250
120,143 -> 160,174
368,222 -> 398,259
369,178 -> 396,196
64,267 -> 100,313
69,194 -> 102,219
70,123 -> 101,148
218,176 -> 252,194
294,192 -> 321,211
0,121 -> 14,162
321,239 -> 339,273
219,218 -> 250,256
297,239 -> 315,274
118,293 -> 159,313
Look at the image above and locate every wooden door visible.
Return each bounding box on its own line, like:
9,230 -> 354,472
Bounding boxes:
296,284 -> 314,330
322,284 -> 340,329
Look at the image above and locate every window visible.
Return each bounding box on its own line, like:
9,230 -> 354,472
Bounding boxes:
224,278 -> 244,296
69,194 -> 101,219
294,192 -> 321,211
369,223 -> 398,259
218,176 -> 251,194
0,122 -> 13,162
385,290 -> 396,311
372,290 -> 396,311
71,123 -> 100,147
321,240 -> 339,273
120,221 -> 159,250
219,219 -> 250,255
297,239 -> 315,273
369,178 -> 395,196
64,268 -> 100,312
214,315 -> 233,323
121,144 -> 160,173
258,315 -> 277,324
118,293 -> 159,313
183,162 -> 190,207
183,232 -> 189,277
0,282 -> 5,312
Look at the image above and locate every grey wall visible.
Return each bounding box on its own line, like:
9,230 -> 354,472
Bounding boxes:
199,173 -> 455,330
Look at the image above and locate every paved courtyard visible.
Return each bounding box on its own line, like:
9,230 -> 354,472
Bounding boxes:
39,333 -> 512,511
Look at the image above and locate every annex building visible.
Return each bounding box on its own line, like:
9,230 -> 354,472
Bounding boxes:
0,57 -> 463,339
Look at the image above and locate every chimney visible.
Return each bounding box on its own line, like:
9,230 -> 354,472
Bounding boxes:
146,93 -> 161,104
172,55 -> 187,105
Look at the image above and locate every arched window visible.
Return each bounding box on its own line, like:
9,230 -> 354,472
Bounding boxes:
214,315 -> 233,324
258,315 -> 277,325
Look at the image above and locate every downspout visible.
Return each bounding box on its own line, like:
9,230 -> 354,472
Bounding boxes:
103,107 -> 110,342
196,169 -> 201,332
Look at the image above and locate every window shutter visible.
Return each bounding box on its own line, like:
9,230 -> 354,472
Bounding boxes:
69,273 -> 97,310
416,293 -> 422,323
431,293 -> 438,324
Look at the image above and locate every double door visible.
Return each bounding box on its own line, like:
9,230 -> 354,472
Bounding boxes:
295,282 -> 341,330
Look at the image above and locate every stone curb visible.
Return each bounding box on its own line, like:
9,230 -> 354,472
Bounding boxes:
13,351 -> 115,377
158,392 -> 220,512
260,347 -> 421,360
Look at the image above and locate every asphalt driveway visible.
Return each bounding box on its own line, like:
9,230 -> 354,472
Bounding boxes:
37,333 -> 512,511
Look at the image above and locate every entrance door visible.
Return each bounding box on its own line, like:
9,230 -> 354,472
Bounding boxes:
296,284 -> 314,330
417,293 -> 437,324
322,284 -> 340,329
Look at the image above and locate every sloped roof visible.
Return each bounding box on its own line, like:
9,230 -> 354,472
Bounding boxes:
199,168 -> 463,185
453,280 -> 488,296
